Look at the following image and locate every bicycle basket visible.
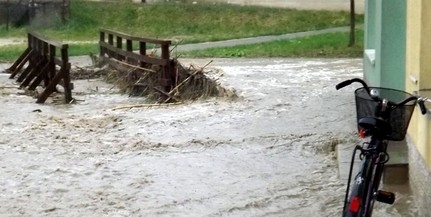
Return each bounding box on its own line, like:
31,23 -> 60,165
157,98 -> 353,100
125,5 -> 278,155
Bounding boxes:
354,87 -> 416,141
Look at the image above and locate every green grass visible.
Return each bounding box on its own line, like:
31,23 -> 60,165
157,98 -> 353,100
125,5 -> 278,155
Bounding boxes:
1,1 -> 361,41
68,43 -> 99,57
0,1 -> 364,61
0,43 -> 100,62
178,30 -> 364,58
0,45 -> 27,62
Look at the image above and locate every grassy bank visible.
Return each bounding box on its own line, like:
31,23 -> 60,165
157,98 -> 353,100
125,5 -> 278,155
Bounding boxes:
178,30 -> 364,58
0,1 -> 363,61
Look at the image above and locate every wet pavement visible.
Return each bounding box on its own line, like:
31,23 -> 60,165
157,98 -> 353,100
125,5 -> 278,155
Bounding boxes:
0,58 -> 418,216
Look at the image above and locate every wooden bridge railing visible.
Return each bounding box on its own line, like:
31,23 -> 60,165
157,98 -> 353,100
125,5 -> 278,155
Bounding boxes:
6,31 -> 73,103
99,29 -> 173,91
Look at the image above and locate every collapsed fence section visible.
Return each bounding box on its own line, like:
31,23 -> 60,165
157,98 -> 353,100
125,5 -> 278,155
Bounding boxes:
6,31 -> 73,103
98,29 -> 237,103
99,29 -> 174,93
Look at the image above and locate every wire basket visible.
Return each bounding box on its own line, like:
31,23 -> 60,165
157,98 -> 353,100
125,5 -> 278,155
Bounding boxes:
354,87 -> 417,141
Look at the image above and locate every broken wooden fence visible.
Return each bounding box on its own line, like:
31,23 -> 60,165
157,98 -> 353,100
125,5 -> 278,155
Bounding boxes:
99,29 -> 174,93
6,31 -> 73,103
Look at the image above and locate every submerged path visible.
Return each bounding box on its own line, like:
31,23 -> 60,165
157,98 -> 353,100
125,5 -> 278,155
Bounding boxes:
170,27 -> 350,52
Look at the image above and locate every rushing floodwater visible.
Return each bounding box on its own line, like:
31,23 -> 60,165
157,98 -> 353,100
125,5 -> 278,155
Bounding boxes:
0,58 -> 417,216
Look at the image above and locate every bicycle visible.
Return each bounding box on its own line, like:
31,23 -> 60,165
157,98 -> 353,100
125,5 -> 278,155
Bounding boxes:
335,78 -> 428,217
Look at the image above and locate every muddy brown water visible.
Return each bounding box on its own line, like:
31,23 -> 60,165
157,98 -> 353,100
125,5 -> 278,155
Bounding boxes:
0,58 -> 417,216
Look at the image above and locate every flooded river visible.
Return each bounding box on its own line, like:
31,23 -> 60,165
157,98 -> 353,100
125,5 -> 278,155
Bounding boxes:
0,58 -> 417,216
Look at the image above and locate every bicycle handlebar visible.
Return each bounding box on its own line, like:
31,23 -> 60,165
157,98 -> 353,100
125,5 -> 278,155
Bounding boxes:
335,78 -> 371,93
336,78 -> 428,115
418,98 -> 428,114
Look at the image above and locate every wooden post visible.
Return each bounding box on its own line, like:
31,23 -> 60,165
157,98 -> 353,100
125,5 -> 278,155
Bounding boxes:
116,36 -> 123,60
126,39 -> 133,52
108,33 -> 114,57
42,41 -> 50,87
61,45 -> 72,103
161,44 -> 171,91
7,47 -> 31,74
139,41 -> 146,67
108,34 -> 114,45
48,45 -> 56,84
99,31 -> 105,56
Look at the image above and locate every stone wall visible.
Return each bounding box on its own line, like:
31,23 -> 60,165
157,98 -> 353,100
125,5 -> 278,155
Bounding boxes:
0,0 -> 69,27
407,137 -> 431,217
0,2 -> 28,26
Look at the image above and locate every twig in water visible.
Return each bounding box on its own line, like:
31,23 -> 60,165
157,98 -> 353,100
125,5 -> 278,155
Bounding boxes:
168,60 -> 213,95
110,58 -> 156,73
112,102 -> 182,110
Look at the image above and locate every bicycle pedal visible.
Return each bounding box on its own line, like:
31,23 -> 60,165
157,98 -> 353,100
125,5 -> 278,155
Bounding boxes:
375,190 -> 395,204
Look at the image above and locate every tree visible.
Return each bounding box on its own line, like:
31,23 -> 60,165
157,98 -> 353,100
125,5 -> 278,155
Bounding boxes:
6,0 -> 10,30
349,0 -> 355,47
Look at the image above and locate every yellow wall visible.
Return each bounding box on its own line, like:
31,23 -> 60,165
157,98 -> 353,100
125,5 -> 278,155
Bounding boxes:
406,0 -> 431,169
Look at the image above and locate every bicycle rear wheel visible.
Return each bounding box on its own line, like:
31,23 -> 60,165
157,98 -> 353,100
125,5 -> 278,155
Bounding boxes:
343,157 -> 374,217
362,151 -> 387,216
343,140 -> 386,217
343,139 -> 387,217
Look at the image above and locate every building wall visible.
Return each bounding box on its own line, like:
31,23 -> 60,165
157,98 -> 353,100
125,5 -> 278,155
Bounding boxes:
363,0 -> 406,90
408,140 -> 431,217
363,0 -> 379,86
406,0 -> 431,216
406,0 -> 431,168
378,0 -> 406,90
